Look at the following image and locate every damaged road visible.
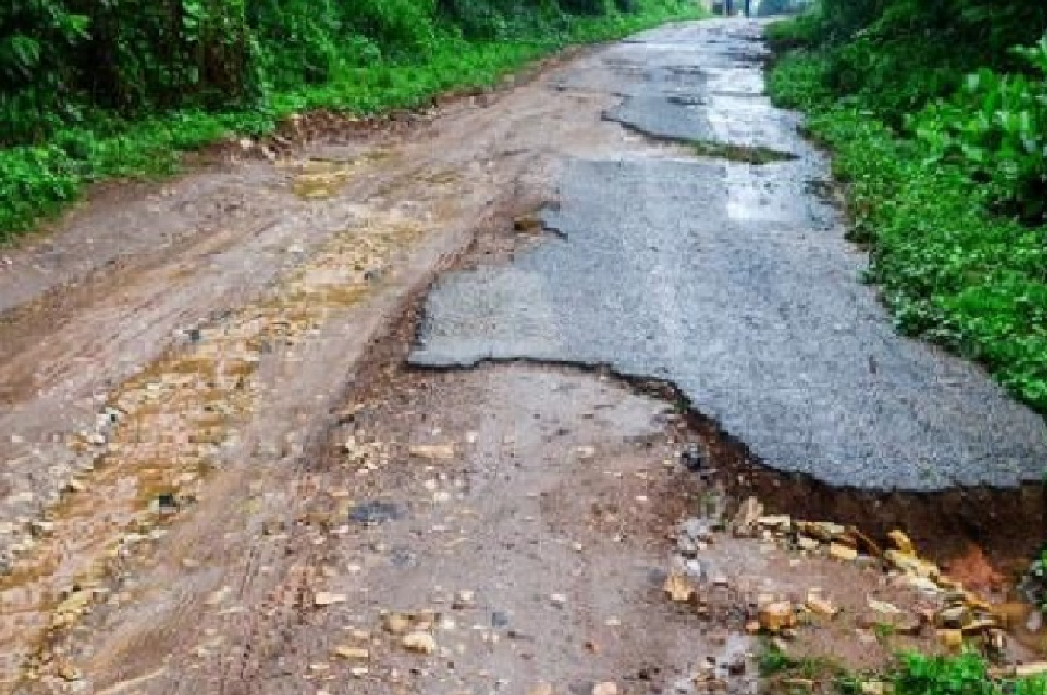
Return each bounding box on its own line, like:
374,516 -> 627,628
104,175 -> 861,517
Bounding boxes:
411,20 -> 1047,493
0,15 -> 1045,695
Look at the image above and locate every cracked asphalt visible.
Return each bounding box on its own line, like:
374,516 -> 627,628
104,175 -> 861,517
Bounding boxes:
409,19 -> 1047,492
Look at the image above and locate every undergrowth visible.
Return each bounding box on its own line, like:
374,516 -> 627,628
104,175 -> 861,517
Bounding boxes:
0,0 -> 704,241
761,643 -> 1047,695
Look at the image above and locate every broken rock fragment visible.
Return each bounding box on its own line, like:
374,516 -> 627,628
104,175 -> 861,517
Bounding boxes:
937,629 -> 963,650
887,530 -> 916,556
333,646 -> 370,660
805,595 -> 838,618
796,536 -> 819,551
402,631 -> 437,654
758,515 -> 791,533
828,543 -> 857,562
731,497 -> 764,537
350,501 -> 402,525
409,444 -> 456,460
680,518 -> 714,544
314,592 -> 347,607
758,602 -> 796,633
664,572 -> 698,604
384,612 -> 411,634
936,606 -> 970,629
452,590 -> 476,609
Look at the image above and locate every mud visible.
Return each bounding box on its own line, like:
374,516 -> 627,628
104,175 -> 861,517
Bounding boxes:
0,35 -> 685,693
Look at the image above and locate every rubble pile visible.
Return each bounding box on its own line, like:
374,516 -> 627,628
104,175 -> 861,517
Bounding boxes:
663,495 -> 1037,661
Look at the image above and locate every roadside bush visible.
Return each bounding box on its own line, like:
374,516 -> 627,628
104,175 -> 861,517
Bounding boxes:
768,46 -> 1047,414
894,653 -> 1046,695
0,0 -> 703,238
785,1 -> 1047,123
910,39 -> 1047,224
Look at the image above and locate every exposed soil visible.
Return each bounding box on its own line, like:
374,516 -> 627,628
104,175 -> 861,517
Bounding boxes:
0,20 -> 1043,695
0,42 -> 684,693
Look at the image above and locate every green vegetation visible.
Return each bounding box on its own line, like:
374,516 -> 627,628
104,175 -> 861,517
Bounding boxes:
0,0 -> 702,240
891,653 -> 1045,695
760,643 -> 1046,695
759,640 -> 846,682
1029,544 -> 1047,613
766,1 -> 1047,415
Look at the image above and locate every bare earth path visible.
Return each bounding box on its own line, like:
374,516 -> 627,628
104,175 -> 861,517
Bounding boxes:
0,17 -> 1044,695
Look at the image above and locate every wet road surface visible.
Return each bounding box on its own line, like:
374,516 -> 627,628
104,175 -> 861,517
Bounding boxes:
410,20 -> 1047,492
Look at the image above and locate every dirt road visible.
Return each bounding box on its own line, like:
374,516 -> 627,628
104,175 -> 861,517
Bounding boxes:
0,17 -> 1043,695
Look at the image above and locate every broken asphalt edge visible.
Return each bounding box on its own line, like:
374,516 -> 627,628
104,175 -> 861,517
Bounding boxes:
406,351 -> 1047,563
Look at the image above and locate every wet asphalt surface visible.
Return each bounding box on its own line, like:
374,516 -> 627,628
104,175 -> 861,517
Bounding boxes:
409,20 -> 1047,492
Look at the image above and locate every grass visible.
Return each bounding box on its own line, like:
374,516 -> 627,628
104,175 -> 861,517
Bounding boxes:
759,642 -> 1047,695
0,5 -> 705,243
758,641 -> 849,694
766,46 -> 1047,416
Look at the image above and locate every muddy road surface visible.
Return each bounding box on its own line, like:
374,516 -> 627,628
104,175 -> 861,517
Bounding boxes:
0,17 -> 1045,695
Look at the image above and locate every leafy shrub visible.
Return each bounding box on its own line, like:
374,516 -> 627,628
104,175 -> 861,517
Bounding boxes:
893,653 -> 1046,695
910,39 -> 1047,224
1027,545 -> 1047,614
768,48 -> 1047,414
0,0 -> 703,237
780,1 -> 1047,123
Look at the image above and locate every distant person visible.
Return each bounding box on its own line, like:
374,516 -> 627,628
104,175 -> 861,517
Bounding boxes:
724,0 -> 733,15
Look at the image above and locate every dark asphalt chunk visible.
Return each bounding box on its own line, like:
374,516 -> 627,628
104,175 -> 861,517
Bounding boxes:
350,501 -> 403,525
409,20 -> 1047,492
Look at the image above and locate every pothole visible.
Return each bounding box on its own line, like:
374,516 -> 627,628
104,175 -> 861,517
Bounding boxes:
392,201 -> 1046,664
294,317 -> 1047,693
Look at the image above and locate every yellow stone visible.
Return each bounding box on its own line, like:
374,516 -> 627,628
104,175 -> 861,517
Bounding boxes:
384,612 -> 411,634
937,629 -> 963,650
663,572 -> 697,604
887,530 -> 916,556
402,632 -> 437,654
333,646 -> 369,660
829,542 -> 858,562
806,596 -> 838,617
758,602 -> 796,632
